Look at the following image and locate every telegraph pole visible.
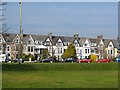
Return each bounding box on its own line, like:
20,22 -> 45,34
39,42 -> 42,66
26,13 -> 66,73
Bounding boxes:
18,0 -> 23,61
20,0 -> 22,35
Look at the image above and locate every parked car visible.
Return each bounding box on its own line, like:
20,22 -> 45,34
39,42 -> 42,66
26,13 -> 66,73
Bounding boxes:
64,58 -> 76,63
116,57 -> 120,62
5,59 -> 10,63
77,59 -> 92,63
96,59 -> 110,63
34,60 -> 42,62
42,58 -> 52,62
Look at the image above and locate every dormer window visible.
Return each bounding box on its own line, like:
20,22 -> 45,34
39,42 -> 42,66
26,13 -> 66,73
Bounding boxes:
100,44 -> 103,47
16,38 -> 19,43
85,43 -> 87,46
46,41 -> 50,46
56,41 -> 62,46
74,41 -> 78,47
109,45 -> 112,47
28,40 -> 31,44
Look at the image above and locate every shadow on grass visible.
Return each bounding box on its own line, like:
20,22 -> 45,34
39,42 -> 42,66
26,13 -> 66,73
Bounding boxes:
2,62 -> 118,72
2,63 -> 38,72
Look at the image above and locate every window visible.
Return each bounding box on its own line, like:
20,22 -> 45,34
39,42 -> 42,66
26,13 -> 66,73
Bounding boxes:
74,43 -> 78,47
16,38 -> 19,43
85,49 -> 87,53
88,49 -> 89,53
108,50 -> 109,54
31,46 -> 33,52
111,50 -> 113,54
80,50 -> 82,54
28,40 -> 31,44
0,38 -> 2,43
85,43 -> 87,46
91,49 -> 94,53
28,46 -> 30,52
49,47 -> 53,52
85,56 -> 87,59
109,45 -> 112,47
58,48 -> 62,54
100,50 -> 102,54
46,41 -> 50,46
100,44 -> 103,47
0,46 -> 2,51
7,46 -> 10,51
57,42 -> 62,46
76,48 -> 79,53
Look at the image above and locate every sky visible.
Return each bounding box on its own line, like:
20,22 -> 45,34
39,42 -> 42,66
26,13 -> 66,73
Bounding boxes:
3,2 -> 118,39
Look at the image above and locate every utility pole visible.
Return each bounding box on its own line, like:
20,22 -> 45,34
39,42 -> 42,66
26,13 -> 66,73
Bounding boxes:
18,0 -> 23,60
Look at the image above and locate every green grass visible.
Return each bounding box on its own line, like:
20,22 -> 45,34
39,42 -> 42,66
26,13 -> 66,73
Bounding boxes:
2,62 -> 118,88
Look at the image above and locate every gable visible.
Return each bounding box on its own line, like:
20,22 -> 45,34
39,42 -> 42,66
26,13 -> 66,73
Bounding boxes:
0,34 -> 6,43
56,38 -> 63,46
73,39 -> 80,47
107,41 -> 114,48
98,39 -> 104,47
27,35 -> 34,45
44,37 -> 52,46
83,39 -> 90,47
13,35 -> 20,44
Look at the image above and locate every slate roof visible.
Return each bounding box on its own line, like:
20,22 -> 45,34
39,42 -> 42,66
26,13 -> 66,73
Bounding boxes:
31,34 -> 48,42
1,33 -> 118,48
2,33 -> 16,43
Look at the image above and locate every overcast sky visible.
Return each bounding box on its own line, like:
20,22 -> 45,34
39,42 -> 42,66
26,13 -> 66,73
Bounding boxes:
4,2 -> 118,39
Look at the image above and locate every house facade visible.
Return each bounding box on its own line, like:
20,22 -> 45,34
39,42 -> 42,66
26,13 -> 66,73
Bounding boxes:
0,33 -> 118,61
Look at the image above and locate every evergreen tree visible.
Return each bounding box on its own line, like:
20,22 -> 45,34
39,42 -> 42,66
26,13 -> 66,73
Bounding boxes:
62,43 -> 76,59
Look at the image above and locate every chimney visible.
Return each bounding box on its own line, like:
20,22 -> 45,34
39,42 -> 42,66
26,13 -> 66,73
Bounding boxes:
48,32 -> 52,40
73,33 -> 79,39
97,35 -> 103,40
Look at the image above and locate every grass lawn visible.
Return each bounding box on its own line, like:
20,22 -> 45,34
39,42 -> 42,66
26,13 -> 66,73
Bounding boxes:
2,62 -> 118,88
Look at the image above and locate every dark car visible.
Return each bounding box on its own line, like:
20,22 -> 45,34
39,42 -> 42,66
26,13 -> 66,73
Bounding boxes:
52,59 -> 60,62
116,57 -> 120,62
42,58 -> 52,62
5,59 -> 10,63
64,58 -> 76,63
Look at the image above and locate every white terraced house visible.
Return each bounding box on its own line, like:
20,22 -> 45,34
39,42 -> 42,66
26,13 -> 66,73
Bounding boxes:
0,33 -> 118,61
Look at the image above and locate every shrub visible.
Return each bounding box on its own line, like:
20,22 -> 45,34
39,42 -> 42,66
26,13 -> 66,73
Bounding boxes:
26,53 -> 35,61
88,54 -> 98,62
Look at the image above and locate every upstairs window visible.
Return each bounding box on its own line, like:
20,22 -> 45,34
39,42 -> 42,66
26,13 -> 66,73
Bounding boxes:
85,43 -> 87,46
46,41 -> 50,46
99,44 -> 103,47
7,46 -> 10,51
28,40 -> 31,44
28,46 -> 30,52
109,45 -> 112,47
74,42 -> 78,47
0,38 -> 2,43
85,49 -> 87,53
0,46 -> 2,51
31,46 -> 33,52
56,42 -> 62,46
16,38 -> 19,44
58,48 -> 62,54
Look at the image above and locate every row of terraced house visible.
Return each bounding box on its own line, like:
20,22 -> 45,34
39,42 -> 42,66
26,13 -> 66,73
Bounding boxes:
0,32 -> 119,61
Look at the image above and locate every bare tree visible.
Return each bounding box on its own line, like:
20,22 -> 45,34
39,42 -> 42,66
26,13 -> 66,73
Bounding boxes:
0,1 -> 9,34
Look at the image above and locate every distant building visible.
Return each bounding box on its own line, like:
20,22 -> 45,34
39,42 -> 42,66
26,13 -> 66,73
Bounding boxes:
0,33 -> 118,61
